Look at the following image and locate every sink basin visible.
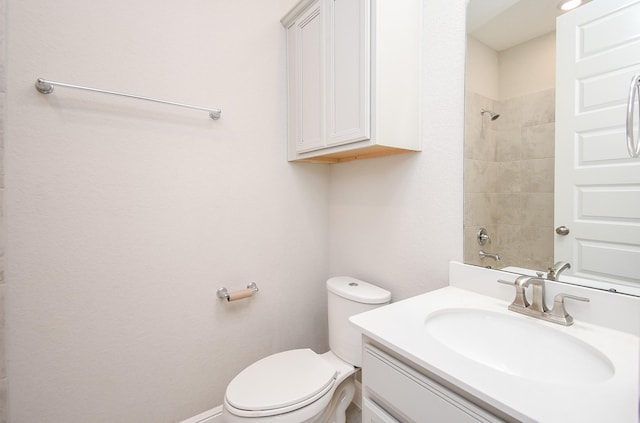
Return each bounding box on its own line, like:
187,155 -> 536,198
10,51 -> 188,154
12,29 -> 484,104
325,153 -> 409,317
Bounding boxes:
424,308 -> 615,385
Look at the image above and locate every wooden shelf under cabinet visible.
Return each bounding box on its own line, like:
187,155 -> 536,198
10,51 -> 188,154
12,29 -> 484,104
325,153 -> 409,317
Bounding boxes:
293,145 -> 417,164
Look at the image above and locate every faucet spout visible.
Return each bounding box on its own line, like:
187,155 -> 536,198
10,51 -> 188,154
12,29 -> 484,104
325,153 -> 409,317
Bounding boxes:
518,276 -> 548,313
547,261 -> 571,281
479,250 -> 501,262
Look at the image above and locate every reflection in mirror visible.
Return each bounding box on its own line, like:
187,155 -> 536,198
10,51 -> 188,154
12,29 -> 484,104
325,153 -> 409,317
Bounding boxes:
464,0 -> 558,272
464,0 -> 640,296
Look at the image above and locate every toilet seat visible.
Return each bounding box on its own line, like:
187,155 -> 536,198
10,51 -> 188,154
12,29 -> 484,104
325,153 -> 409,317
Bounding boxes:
225,349 -> 337,418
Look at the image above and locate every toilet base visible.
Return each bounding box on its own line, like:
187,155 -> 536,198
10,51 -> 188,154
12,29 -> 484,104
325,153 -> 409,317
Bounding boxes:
314,376 -> 356,423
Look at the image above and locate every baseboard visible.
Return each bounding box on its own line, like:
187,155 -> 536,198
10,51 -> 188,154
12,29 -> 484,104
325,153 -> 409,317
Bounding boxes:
180,405 -> 224,423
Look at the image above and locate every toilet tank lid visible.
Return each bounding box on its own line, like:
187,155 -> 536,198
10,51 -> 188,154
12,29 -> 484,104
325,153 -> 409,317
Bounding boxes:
326,277 -> 391,304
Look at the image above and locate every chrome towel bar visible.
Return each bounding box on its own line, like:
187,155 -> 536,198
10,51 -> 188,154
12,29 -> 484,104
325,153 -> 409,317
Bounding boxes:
35,77 -> 222,120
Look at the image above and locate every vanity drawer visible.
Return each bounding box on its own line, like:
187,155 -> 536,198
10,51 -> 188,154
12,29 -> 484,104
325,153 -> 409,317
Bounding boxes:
363,345 -> 503,423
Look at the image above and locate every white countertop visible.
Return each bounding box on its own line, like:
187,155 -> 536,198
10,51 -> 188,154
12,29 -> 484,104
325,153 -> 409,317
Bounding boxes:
350,286 -> 639,423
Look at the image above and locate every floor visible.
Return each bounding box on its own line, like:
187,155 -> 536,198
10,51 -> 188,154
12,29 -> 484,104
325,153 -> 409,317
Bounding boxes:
346,403 -> 361,423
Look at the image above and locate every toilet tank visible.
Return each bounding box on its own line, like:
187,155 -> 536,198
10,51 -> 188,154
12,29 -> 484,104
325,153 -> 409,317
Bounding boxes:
327,277 -> 391,367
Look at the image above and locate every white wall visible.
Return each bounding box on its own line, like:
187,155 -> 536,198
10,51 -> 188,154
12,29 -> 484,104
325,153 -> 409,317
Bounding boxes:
5,0 -> 467,421
0,0 -> 6,419
466,36 -> 499,101
329,0 -> 466,301
499,32 -> 556,100
6,0 -> 331,421
466,32 -> 555,102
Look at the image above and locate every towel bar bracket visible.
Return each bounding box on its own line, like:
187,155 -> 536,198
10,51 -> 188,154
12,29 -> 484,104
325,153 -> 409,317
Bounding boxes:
35,79 -> 54,94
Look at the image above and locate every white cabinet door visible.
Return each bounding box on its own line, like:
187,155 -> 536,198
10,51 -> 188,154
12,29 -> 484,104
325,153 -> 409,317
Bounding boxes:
555,0 -> 640,286
288,1 -> 324,153
325,0 -> 370,147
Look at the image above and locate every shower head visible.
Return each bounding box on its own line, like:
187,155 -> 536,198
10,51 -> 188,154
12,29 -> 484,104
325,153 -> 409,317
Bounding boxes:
480,108 -> 500,121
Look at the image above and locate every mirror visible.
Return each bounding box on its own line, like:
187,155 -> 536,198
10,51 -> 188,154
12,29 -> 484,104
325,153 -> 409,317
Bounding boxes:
464,0 -> 639,295
464,0 -> 559,270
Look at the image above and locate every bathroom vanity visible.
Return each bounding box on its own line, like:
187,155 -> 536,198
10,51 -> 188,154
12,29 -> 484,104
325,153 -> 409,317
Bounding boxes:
350,262 -> 640,423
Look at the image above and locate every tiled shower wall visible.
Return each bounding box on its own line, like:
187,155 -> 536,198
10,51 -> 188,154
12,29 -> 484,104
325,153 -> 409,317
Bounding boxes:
0,0 -> 6,419
464,88 -> 555,271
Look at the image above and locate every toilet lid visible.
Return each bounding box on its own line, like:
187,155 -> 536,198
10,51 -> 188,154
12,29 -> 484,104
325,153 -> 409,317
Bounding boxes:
225,349 -> 337,413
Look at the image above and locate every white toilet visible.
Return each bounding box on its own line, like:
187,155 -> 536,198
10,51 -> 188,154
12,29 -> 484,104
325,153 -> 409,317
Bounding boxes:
223,276 -> 391,423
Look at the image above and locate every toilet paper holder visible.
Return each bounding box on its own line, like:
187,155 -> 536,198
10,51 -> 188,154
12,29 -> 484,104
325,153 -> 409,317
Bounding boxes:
217,282 -> 259,302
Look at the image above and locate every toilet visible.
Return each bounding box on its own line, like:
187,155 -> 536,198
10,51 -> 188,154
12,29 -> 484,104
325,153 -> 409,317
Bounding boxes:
223,276 -> 391,423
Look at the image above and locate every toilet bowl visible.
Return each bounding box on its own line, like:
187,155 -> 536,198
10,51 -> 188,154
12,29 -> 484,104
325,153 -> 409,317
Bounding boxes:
223,350 -> 355,423
223,277 -> 391,423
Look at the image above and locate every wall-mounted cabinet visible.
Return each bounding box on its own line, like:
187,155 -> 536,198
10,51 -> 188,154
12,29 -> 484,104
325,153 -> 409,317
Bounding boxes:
281,0 -> 422,163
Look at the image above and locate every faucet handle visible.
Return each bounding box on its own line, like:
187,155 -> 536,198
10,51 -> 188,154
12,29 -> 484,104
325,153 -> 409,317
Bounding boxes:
554,293 -> 589,305
549,293 -> 590,326
497,279 -> 530,309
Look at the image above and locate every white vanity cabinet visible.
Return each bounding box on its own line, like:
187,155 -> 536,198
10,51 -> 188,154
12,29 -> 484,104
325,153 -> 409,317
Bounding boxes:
362,344 -> 507,423
281,0 -> 422,163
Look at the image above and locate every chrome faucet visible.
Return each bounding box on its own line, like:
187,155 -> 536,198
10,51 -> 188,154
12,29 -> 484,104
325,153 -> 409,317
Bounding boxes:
547,261 -> 571,281
518,276 -> 548,313
498,276 -> 589,326
479,250 -> 501,262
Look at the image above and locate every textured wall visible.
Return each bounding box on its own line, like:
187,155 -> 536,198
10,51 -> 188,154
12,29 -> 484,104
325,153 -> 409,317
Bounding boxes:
6,0 -> 469,421
0,0 -> 8,422
6,0 -> 332,421
0,0 -> 5,419
328,0 -> 466,300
